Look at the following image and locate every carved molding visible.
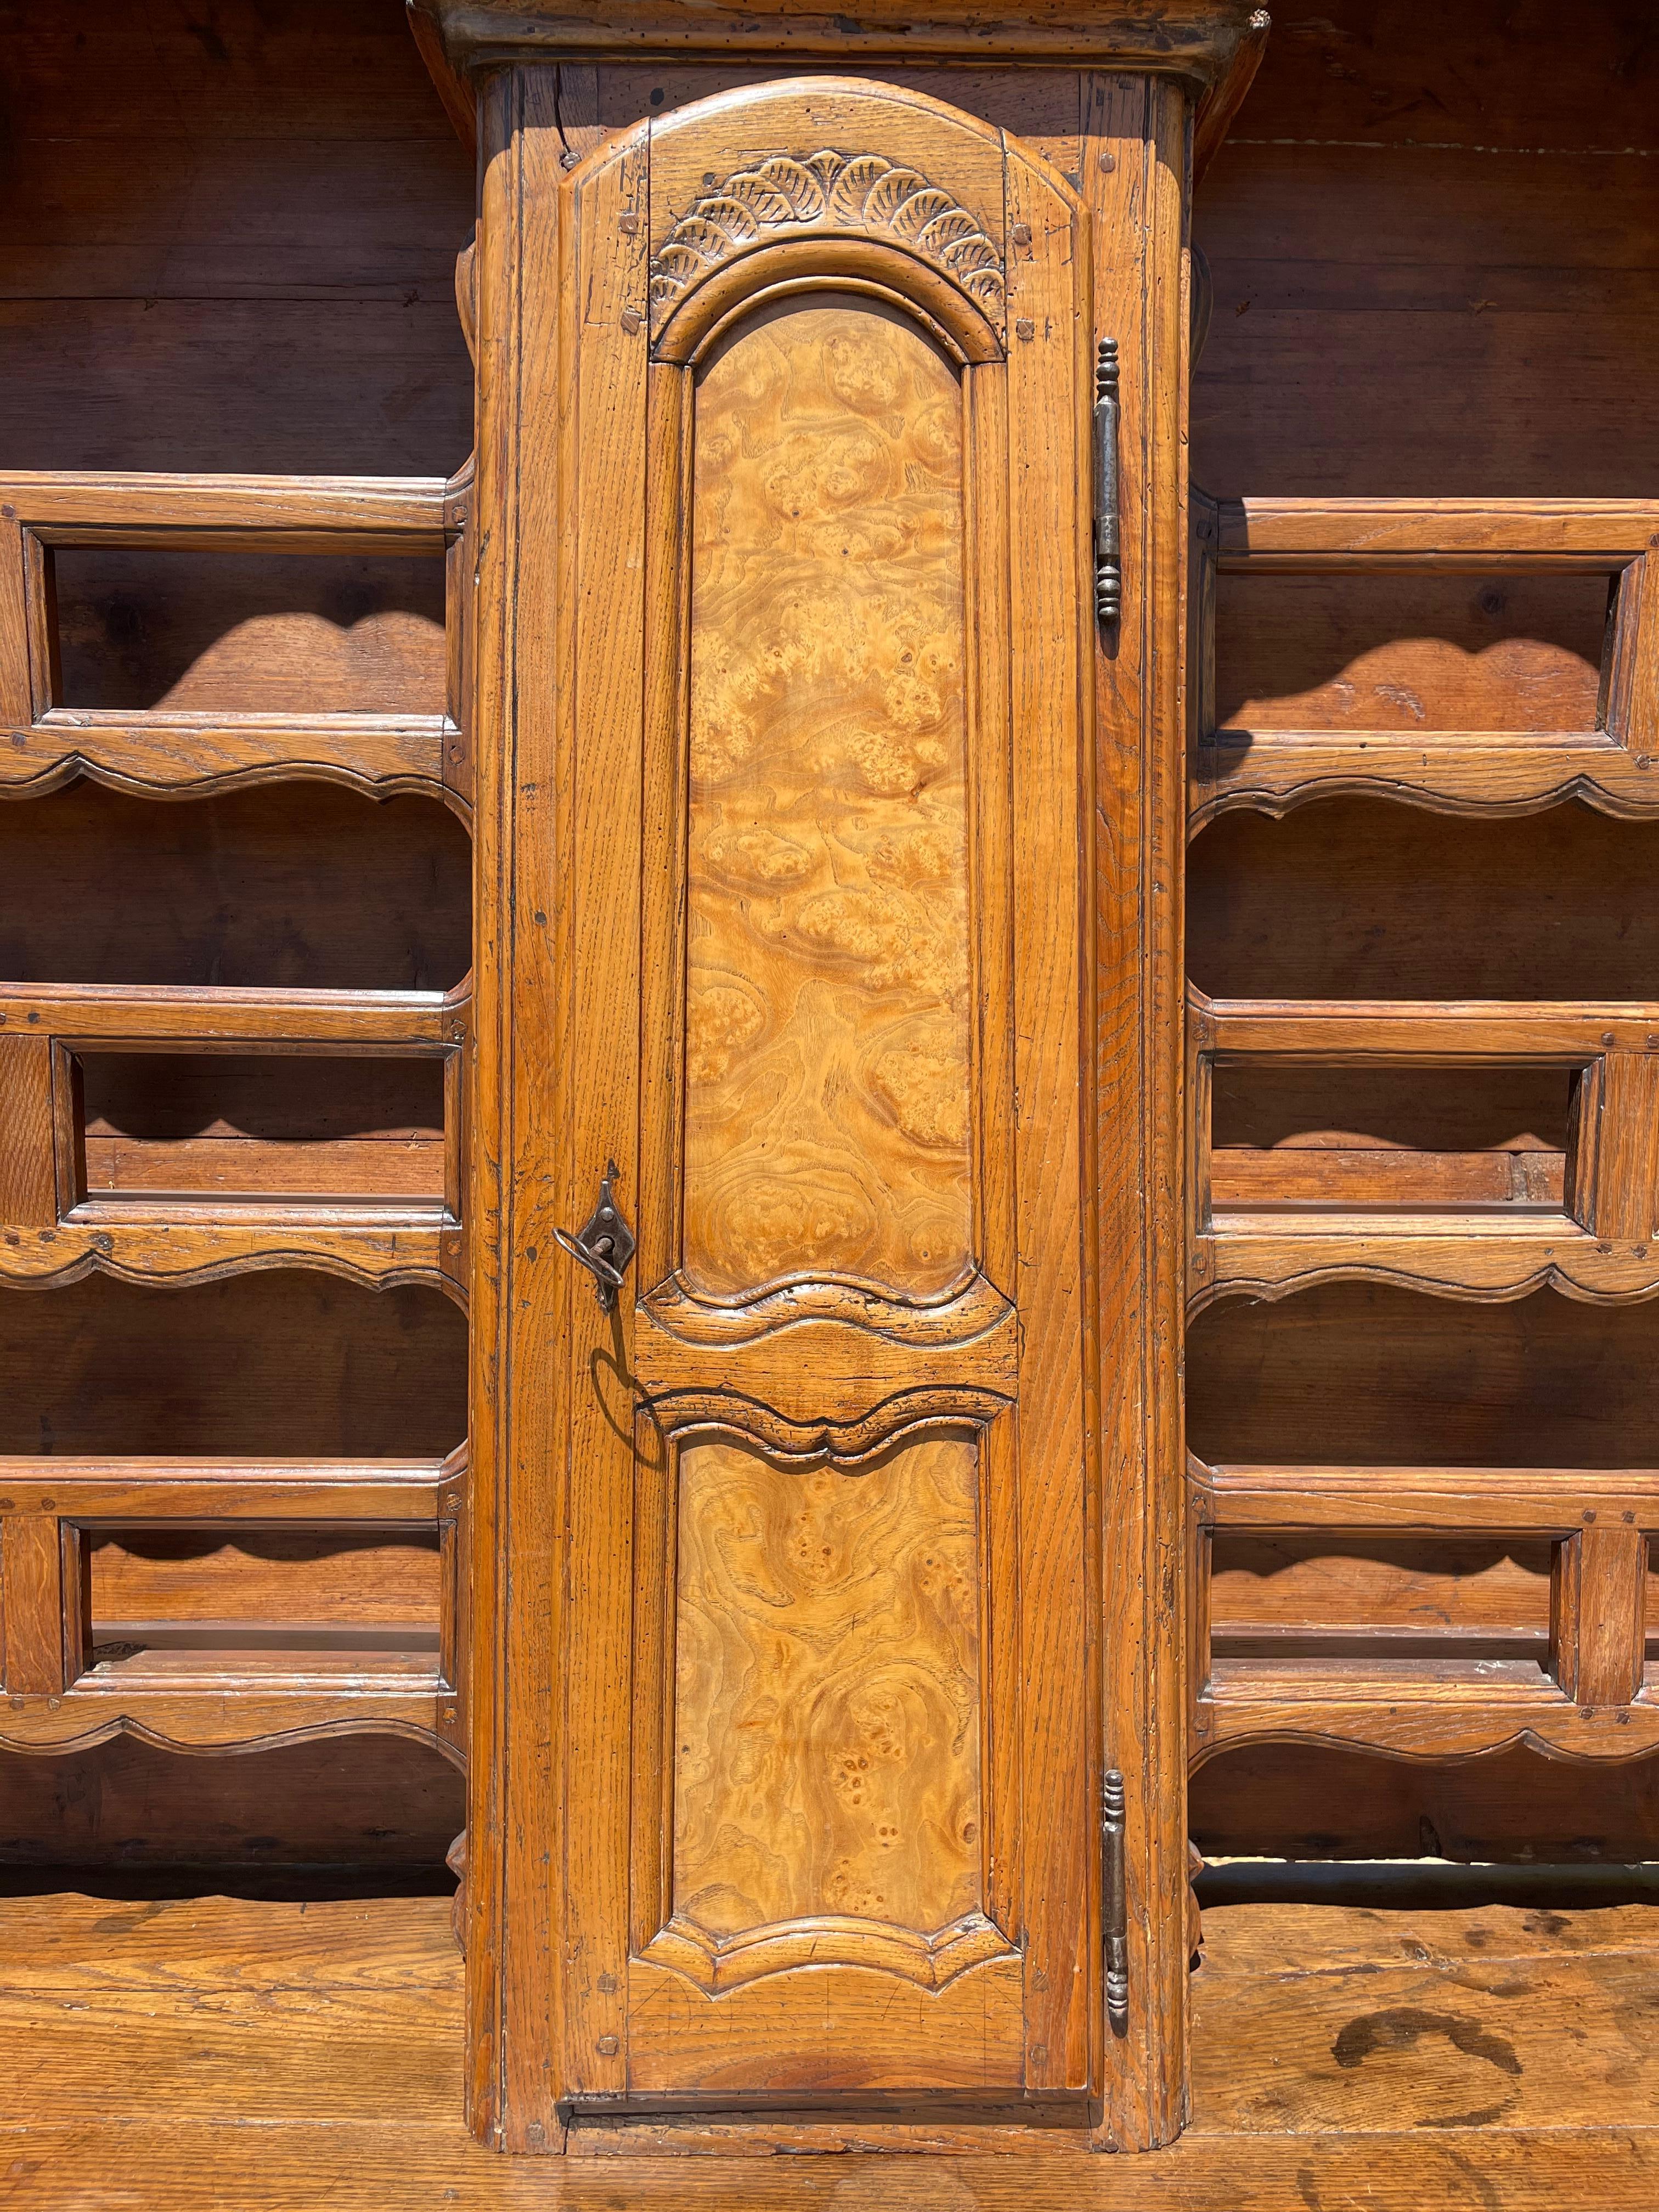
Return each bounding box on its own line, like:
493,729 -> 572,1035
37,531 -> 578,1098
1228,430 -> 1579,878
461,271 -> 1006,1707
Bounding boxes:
642,1267 -> 1013,1348
646,1383 -> 1010,1464
650,151 -> 1005,329
640,1908 -> 1017,1995
1189,1242 -> 1659,1316
1192,1709 -> 1659,1769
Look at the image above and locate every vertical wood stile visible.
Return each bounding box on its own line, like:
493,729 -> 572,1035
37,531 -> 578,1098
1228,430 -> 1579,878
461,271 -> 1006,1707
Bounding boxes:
1085,70 -> 1193,2152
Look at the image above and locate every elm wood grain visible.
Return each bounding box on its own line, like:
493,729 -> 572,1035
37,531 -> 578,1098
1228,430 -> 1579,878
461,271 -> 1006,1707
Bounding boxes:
0,1217 -> 456,1294
663,1433 -> 985,1989
0,1686 -> 458,1759
0,983 -> 461,1048
0,0 -> 474,483
9,1892 -> 1659,2198
1207,1535 -> 1553,1646
1194,1464 -> 1659,1535
1193,1211 -> 1659,1311
0,1460 -> 450,1523
1189,1285 -> 1659,1475
1191,736 -> 1659,832
0,1743 -> 462,1880
1193,12 -> 1659,506
7,2130 -> 1659,2212
4,713 -> 458,807
427,0 -> 1259,74
1189,1897 -> 1659,2140
1580,1053 -> 1659,1241
0,473 -> 452,550
0,511 -> 30,727
1189,803 -> 1659,1004
595,65 -> 1087,183
1,1513 -> 72,1696
50,547 -> 447,716
1190,498 -> 1659,826
0,783 -> 471,992
681,300 -> 974,1302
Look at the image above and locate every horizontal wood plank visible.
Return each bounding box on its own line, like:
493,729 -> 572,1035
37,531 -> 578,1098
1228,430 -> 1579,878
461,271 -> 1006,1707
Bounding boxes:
0,472 -> 454,546
1214,496 -> 1659,567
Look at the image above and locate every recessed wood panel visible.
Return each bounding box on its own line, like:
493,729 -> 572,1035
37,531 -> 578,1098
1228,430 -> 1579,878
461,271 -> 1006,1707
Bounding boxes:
52,549 -> 447,715
1188,1285 -> 1659,1471
1214,573 -> 1609,734
0,1275 -> 465,1458
1189,802 -> 1659,1002
0,782 -> 470,990
1209,1064 -> 1572,1214
1210,1535 -> 1554,1660
683,297 -> 972,1299
78,1052 -> 447,1204
672,1432 -> 981,1948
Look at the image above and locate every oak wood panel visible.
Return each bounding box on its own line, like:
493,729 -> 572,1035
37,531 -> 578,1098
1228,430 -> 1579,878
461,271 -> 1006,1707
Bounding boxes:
683,300 -> 973,1300
87,1528 -> 443,1632
82,1133 -> 447,1201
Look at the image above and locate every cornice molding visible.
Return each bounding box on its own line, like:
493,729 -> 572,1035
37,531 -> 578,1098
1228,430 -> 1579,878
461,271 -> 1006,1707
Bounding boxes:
421,0 -> 1264,86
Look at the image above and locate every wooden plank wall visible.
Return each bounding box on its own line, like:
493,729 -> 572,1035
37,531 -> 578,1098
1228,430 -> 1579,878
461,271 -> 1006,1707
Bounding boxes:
0,0 -> 475,1866
1188,0 -> 1659,1864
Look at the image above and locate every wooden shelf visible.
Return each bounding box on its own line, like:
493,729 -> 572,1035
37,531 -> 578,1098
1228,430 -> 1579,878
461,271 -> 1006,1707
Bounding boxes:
0,1453 -> 465,1761
1190,1459 -> 1659,1764
0,983 -> 466,1291
1190,994 -> 1659,1309
0,469 -> 473,809
1189,495 -> 1659,830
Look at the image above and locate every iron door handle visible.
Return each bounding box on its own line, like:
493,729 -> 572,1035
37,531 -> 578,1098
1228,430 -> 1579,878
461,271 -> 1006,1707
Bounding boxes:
554,1160 -> 636,1313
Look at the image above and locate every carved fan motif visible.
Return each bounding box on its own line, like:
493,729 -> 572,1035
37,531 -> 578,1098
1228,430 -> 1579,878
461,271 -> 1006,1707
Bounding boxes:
649,150 -> 1006,324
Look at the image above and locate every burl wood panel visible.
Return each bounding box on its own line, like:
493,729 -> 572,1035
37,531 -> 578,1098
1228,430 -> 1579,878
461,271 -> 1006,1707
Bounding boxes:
672,1432 -> 981,1943
684,298 -> 972,1299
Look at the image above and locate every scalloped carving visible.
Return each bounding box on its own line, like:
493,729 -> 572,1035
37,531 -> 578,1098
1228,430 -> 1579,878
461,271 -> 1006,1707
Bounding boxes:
646,1384 -> 1009,1463
644,1267 -> 1012,1347
640,1908 -> 1015,1995
650,149 -> 1005,326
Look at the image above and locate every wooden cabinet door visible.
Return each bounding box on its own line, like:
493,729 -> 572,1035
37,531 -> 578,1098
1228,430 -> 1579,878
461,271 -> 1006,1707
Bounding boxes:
473,75 -> 1099,2119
